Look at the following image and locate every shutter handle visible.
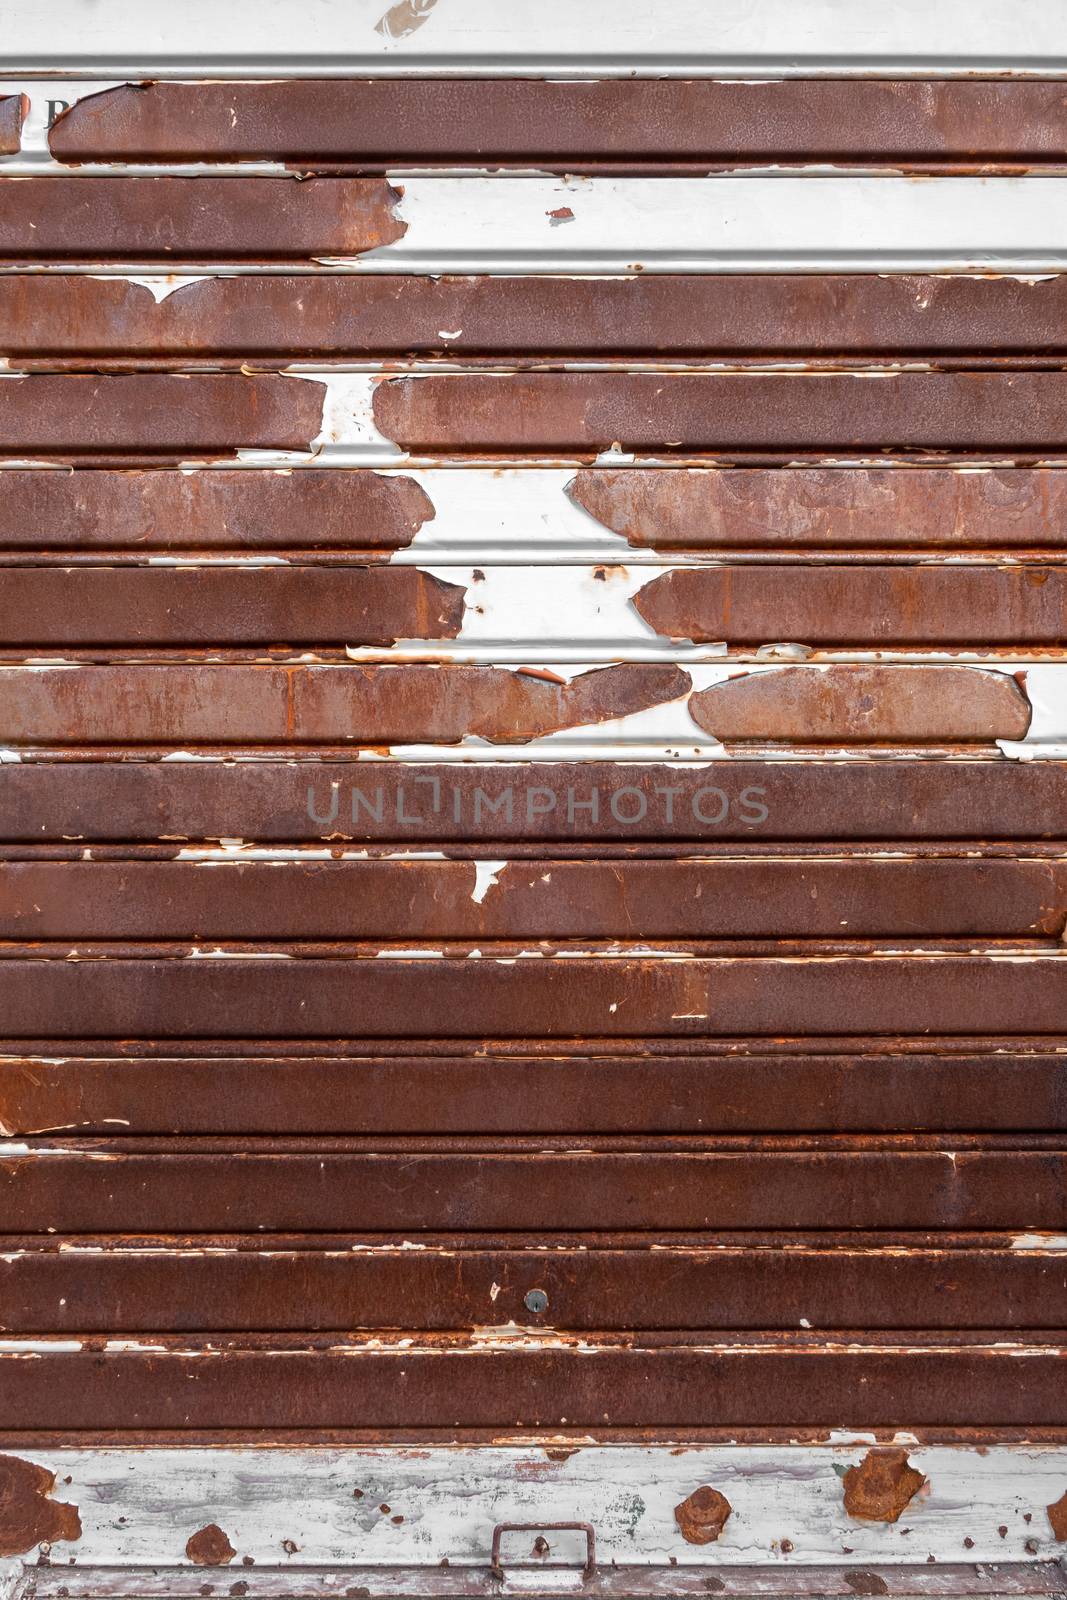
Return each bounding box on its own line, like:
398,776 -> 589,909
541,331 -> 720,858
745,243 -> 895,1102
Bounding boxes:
489,1521 -> 597,1581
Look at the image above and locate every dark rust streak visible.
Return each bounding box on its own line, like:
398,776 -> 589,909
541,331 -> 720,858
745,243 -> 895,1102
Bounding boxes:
0,177 -> 404,261
46,80 -> 1067,167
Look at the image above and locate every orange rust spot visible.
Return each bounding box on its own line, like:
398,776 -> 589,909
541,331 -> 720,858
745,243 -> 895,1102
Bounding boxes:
674,1485 -> 732,1545
1048,1489 -> 1067,1541
843,1449 -> 925,1524
0,1453 -> 81,1557
186,1524 -> 237,1566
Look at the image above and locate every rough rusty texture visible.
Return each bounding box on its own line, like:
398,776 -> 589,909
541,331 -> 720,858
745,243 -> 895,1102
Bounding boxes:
674,1486 -> 733,1545
185,1524 -> 236,1566
1048,1490 -> 1067,1541
0,375 -> 324,458
2,1236 -> 1065,1333
688,667 -> 1032,744
842,1449 -> 926,1523
0,952 -> 1066,1040
46,79 -> 1067,169
372,371 -> 1067,456
0,567 -> 464,646
2,1137 -> 1064,1232
0,96 -> 24,156
1,1334 -> 1065,1430
632,565 -> 1067,646
569,467 -> 1067,550
15,276 -> 1067,362
2,1046 -> 1066,1136
1,759 -> 1064,842
0,1452 -> 81,1556
0,663 -> 691,744
2,858 -> 1064,940
0,470 -> 433,550
0,177 -> 404,260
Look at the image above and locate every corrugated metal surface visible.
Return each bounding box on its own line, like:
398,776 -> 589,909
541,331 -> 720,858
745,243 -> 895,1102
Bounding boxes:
0,4 -> 1066,1590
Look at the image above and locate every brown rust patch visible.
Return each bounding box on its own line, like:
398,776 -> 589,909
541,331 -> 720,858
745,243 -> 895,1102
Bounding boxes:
0,177 -> 405,261
0,97 -> 24,156
186,1524 -> 237,1566
688,666 -> 1032,743
674,1486 -> 732,1544
0,469 -> 433,552
1048,1489 -> 1067,1540
0,1453 -> 81,1556
568,466 -> 1067,551
843,1449 -> 925,1523
844,1573 -> 890,1595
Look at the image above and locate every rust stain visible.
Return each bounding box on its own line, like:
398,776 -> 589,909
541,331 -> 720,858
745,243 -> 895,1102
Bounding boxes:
1048,1488 -> 1067,1540
375,0 -> 439,42
186,1524 -> 237,1566
674,1485 -> 732,1544
844,1573 -> 890,1595
687,666 -> 1033,743
0,1453 -> 81,1556
843,1449 -> 926,1523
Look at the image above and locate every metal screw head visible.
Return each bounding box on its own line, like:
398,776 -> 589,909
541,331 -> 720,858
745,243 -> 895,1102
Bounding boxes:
524,1288 -> 549,1314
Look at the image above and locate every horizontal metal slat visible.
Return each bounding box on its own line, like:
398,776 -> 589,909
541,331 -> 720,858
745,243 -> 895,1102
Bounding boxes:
0,950 -> 1065,1036
1,1136 -> 1065,1230
1,1333 -> 1064,1429
3,1237 -> 1064,1331
1,759 -> 1062,841
46,79 -> 1067,169
0,374 -> 323,455
0,177 -> 403,259
371,371 -> 1067,454
17,274 -> 1067,361
4,1045 -> 1066,1133
569,467 -> 1067,551
632,566 -> 1067,646
2,857 -> 1064,938
0,567 -> 464,645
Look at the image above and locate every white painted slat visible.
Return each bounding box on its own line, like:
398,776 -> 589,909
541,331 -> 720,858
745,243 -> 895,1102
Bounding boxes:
2,0 -> 1067,76
4,1445 -> 1066,1567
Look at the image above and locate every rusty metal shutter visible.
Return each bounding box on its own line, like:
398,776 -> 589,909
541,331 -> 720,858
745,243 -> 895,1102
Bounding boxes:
0,2 -> 1066,1592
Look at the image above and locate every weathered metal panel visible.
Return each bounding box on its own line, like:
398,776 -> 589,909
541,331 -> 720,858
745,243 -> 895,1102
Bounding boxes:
3,1135 -> 1065,1230
2,857 -> 1066,938
45,80 -> 1067,169
1,759 -> 1064,841
2,1333 -> 1066,1430
0,178 -> 403,259
3,1235 -> 1065,1332
3,1044 -> 1066,1135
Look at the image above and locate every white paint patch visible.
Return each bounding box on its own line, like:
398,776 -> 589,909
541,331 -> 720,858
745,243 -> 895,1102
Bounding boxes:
471,860 -> 506,903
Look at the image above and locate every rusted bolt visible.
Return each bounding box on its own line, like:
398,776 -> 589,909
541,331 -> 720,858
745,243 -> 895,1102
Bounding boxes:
843,1450 -> 925,1524
524,1288 -> 549,1314
674,1487 -> 732,1545
1048,1490 -> 1067,1541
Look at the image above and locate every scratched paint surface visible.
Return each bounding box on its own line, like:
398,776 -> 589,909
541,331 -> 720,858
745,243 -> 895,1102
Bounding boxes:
0,8 -> 1066,1591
